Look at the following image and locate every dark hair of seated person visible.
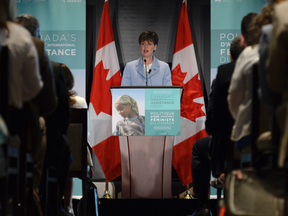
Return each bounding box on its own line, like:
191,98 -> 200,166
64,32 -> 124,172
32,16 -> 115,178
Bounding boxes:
61,63 -> 76,106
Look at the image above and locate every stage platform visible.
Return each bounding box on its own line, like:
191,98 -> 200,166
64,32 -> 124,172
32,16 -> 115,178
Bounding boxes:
73,198 -> 218,216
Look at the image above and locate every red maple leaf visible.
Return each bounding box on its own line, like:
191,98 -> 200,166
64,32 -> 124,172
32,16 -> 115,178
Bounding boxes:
172,64 -> 206,122
90,61 -> 122,115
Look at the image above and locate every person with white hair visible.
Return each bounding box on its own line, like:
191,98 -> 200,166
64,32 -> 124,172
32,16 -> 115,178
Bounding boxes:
114,94 -> 145,136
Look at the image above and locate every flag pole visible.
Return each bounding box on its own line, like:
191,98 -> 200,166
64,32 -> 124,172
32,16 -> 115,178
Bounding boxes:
102,180 -> 113,199
181,0 -> 194,199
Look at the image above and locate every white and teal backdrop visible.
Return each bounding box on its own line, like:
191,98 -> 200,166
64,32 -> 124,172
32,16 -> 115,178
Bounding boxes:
16,0 -> 86,197
210,0 -> 266,196
16,0 -> 86,98
211,0 -> 267,84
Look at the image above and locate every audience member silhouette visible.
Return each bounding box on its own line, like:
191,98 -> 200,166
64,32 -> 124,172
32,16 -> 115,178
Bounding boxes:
0,0 -> 42,133
228,4 -> 274,153
267,0 -> 288,168
40,61 -> 71,216
62,63 -> 93,216
16,13 -> 57,197
191,36 -> 244,216
0,2 -> 44,215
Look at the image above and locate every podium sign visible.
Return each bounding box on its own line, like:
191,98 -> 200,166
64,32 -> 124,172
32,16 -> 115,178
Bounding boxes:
111,87 -> 182,136
145,88 -> 180,135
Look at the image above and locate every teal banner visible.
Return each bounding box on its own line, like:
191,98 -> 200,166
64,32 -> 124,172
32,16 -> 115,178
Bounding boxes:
145,89 -> 180,136
210,0 -> 266,195
111,88 -> 181,136
41,30 -> 85,69
16,0 -> 86,97
210,0 -> 266,83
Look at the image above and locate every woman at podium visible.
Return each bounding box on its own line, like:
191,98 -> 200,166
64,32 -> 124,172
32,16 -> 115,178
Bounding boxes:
121,30 -> 172,86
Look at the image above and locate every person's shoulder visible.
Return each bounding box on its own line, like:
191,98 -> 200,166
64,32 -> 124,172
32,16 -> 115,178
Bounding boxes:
4,22 -> 34,53
7,21 -> 27,33
32,37 -> 46,59
218,61 -> 235,71
32,37 -> 44,47
275,1 -> 288,16
6,21 -> 32,42
138,115 -> 145,122
51,61 -> 61,74
126,59 -> 139,66
241,46 -> 252,55
217,61 -> 235,82
51,61 -> 67,82
116,119 -> 125,125
154,57 -> 168,66
245,45 -> 259,60
236,46 -> 257,63
235,46 -> 259,75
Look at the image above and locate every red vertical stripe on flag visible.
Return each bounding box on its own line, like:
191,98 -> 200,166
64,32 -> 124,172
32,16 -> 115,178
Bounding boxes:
97,1 -> 115,51
174,2 -> 193,53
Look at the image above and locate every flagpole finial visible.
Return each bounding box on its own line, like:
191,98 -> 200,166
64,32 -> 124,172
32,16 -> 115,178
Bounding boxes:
183,184 -> 193,199
102,180 -> 113,199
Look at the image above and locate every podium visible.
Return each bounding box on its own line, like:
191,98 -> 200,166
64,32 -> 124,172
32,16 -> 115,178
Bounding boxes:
110,86 -> 183,199
119,136 -> 174,198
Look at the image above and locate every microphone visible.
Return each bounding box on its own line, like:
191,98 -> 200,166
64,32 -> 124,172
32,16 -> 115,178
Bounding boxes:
148,69 -> 152,86
144,59 -> 148,86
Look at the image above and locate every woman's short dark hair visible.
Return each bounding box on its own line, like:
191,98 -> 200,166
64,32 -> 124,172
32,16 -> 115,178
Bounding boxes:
61,63 -> 74,91
138,30 -> 158,46
61,63 -> 76,106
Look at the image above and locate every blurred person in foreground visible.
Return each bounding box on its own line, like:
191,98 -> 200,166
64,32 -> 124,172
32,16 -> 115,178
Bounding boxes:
228,4 -> 274,155
267,0 -> 288,168
1,2 -> 44,215
16,13 -> 57,199
62,63 -> 94,216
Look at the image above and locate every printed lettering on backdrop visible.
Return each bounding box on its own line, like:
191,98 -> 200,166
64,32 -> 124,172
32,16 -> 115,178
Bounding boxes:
16,0 -> 86,98
111,88 -> 181,136
210,0 -> 266,84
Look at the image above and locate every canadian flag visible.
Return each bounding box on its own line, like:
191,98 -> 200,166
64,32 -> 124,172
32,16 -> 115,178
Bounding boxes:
88,0 -> 122,182
172,0 -> 208,185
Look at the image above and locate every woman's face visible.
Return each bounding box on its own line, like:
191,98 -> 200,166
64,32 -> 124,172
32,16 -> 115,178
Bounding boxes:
115,103 -> 132,118
140,40 -> 157,59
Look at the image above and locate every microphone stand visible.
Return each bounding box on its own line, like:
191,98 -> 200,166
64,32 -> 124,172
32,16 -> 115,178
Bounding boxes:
148,69 -> 151,86
144,59 -> 148,86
